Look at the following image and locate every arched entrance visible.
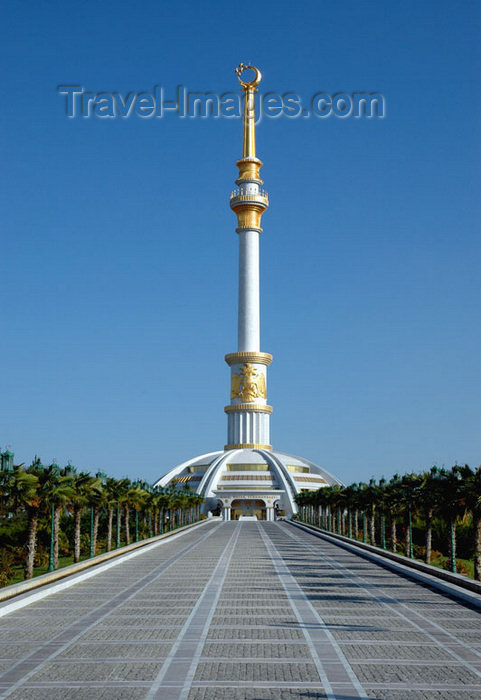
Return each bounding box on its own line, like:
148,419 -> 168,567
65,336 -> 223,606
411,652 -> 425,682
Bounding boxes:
231,499 -> 266,520
214,490 -> 284,521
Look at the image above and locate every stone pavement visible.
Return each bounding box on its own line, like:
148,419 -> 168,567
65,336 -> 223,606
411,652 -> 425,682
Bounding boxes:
0,521 -> 480,699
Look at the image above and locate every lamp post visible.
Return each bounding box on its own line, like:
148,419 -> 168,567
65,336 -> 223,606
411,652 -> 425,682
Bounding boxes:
116,504 -> 120,549
93,471 -> 107,556
407,503 -> 413,558
48,504 -> 55,572
449,519 -> 456,573
89,506 -> 94,558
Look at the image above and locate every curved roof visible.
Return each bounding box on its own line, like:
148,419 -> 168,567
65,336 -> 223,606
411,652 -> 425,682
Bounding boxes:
153,448 -> 342,517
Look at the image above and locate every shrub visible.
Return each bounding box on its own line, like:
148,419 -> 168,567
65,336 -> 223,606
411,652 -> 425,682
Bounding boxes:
34,546 -> 49,568
455,560 -> 471,577
58,530 -> 70,557
80,533 -> 90,557
0,549 -> 15,579
11,545 -> 25,566
413,544 -> 425,559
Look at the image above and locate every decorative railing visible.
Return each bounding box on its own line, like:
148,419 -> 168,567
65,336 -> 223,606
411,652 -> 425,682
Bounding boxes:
230,189 -> 269,206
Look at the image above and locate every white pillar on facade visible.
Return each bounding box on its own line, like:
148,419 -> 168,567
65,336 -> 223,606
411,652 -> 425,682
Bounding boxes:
223,505 -> 231,521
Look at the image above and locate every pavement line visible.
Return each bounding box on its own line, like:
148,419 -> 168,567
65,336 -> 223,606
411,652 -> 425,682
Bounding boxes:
146,523 -> 241,700
0,519 -> 213,619
281,522 -> 481,679
295,522 -> 481,600
257,522 -> 367,700
0,522 -> 222,699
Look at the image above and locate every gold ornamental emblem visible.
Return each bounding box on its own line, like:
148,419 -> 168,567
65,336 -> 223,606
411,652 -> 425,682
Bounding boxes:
230,363 -> 266,402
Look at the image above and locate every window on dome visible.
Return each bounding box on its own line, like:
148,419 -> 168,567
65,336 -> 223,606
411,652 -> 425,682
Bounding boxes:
220,474 -> 272,481
293,475 -> 327,483
225,464 -> 271,472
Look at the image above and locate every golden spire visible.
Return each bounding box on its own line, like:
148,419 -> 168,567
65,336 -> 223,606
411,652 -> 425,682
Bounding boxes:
235,63 -> 262,159
230,63 -> 269,231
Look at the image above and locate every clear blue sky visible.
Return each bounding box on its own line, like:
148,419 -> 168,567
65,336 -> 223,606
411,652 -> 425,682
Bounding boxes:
1,0 -> 480,485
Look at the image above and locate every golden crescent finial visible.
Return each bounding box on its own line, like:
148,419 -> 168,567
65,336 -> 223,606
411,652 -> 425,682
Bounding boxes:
235,63 -> 262,89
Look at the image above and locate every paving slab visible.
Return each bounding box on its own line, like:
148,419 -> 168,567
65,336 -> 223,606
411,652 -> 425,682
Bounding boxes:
0,520 -> 480,699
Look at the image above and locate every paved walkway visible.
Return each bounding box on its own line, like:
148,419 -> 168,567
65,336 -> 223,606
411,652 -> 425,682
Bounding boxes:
0,521 -> 480,700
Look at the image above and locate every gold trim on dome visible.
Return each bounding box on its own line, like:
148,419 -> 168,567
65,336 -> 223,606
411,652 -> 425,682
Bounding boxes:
224,404 -> 273,414
224,443 -> 272,451
225,352 -> 273,366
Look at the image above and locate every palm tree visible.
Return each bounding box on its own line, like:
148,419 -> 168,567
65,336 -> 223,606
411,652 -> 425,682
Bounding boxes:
140,483 -> 154,538
43,465 -> 74,569
384,474 -> 404,553
437,466 -> 465,573
349,483 -> 362,539
115,479 -> 132,545
294,492 -> 309,523
171,492 -> 185,529
451,464 -> 481,579
1,464 -> 39,579
419,467 -> 444,564
123,481 -> 133,545
193,493 -> 204,521
23,458 -> 50,579
376,478 -> 387,549
399,472 -> 423,558
342,484 -> 356,538
90,472 -> 107,555
157,490 -> 171,534
468,466 -> 481,581
127,482 -> 147,542
0,463 -> 35,514
356,482 -> 369,543
330,486 -> 345,535
104,477 -> 121,552
69,472 -> 102,563
360,479 -> 379,546
146,490 -> 158,536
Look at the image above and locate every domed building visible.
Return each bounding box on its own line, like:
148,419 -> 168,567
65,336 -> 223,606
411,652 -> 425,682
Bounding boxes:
153,64 -> 342,519
154,448 -> 341,521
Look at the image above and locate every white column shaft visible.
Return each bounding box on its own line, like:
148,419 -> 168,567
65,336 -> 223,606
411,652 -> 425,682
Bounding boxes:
238,230 -> 260,352
227,411 -> 270,446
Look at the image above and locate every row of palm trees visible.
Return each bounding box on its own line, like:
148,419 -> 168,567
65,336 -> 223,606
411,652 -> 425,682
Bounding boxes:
295,465 -> 481,580
0,451 -> 204,580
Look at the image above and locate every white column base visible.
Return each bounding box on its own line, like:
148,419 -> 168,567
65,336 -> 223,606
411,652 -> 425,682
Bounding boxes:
227,410 -> 270,447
